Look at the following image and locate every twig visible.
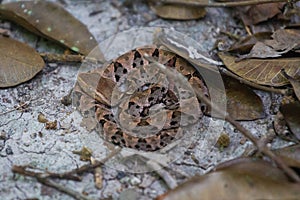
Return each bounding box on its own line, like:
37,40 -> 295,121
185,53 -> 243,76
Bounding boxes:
0,98 -> 33,116
36,178 -> 93,200
61,147 -> 121,176
143,54 -> 300,183
39,53 -> 103,64
147,160 -> 178,189
40,53 -> 84,63
160,0 -> 297,7
12,165 -> 82,181
12,148 -> 121,180
12,148 -> 121,199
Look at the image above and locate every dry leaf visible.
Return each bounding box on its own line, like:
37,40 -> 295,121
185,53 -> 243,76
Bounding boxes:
0,1 -> 104,59
228,32 -> 272,54
265,29 -> 300,51
281,69 -> 300,101
274,144 -> 300,169
0,37 -> 44,88
237,41 -> 287,60
223,75 -> 265,120
149,1 -> 206,20
218,52 -> 300,86
157,158 -> 300,200
238,3 -> 285,25
233,29 -> 300,60
280,101 -> 300,140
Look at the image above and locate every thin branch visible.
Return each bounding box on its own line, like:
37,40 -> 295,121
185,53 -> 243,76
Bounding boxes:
40,53 -> 84,63
39,53 -> 103,64
12,148 -> 121,199
0,98 -> 32,116
144,54 -> 300,183
12,148 -> 121,180
36,178 -> 93,200
61,147 -> 121,176
147,161 -> 178,189
160,0 -> 297,7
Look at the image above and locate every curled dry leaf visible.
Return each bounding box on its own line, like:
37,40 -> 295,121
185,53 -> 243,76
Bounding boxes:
148,1 -> 206,20
0,37 -> 44,88
0,1 -> 104,60
265,29 -> 300,51
228,32 -> 272,54
237,41 -> 290,60
280,101 -> 300,140
234,29 -> 300,60
218,52 -> 300,86
157,158 -> 300,200
72,146 -> 93,161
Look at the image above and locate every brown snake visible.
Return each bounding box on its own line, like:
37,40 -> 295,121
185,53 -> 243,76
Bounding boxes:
74,46 -> 209,151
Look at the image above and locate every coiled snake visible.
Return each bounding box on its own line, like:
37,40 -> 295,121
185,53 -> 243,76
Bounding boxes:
74,46 -> 208,151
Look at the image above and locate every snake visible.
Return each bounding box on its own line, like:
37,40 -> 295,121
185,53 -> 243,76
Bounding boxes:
74,45 -> 209,151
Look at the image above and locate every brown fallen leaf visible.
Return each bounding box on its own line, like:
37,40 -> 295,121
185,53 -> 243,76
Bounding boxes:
148,0 -> 206,20
228,31 -> 272,54
274,144 -> 300,169
280,101 -> 300,140
0,37 -> 44,88
206,75 -> 265,120
265,29 -> 300,51
281,69 -> 300,101
238,2 -> 285,26
218,52 -> 300,86
223,75 -> 265,120
0,1 -> 104,60
238,29 -> 300,60
237,41 -> 288,61
157,158 -> 300,200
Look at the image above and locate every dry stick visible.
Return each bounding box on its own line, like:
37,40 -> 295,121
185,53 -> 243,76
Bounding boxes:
12,165 -> 82,181
36,178 -> 93,200
13,148 -> 121,180
161,0 -> 297,7
0,98 -> 33,116
12,148 -> 121,199
39,53 -> 102,64
40,53 -> 85,63
144,54 -> 300,183
147,161 -> 178,189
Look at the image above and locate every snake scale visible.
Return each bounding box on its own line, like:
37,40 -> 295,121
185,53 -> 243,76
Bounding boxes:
74,46 -> 209,151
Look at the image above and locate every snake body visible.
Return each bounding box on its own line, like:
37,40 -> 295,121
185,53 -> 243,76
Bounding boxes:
74,46 -> 208,151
